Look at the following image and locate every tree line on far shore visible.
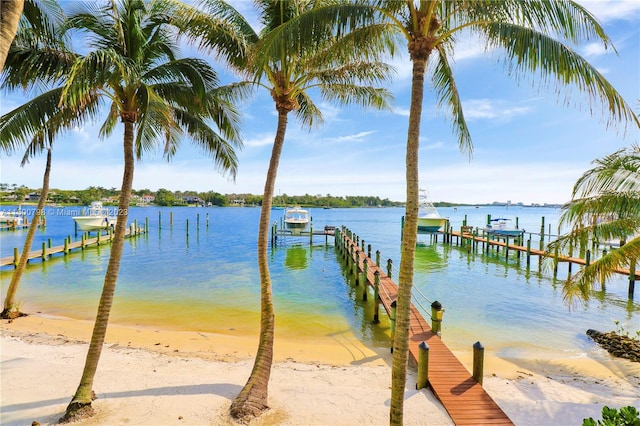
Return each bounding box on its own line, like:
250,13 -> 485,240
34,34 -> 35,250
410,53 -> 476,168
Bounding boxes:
0,184 -> 402,208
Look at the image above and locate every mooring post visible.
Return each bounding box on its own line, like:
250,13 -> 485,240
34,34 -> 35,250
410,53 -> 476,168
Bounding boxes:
97,231 -> 101,246
186,219 -> 189,239
170,211 -> 173,227
431,301 -> 444,336
309,225 -> 313,244
526,239 -> 531,267
13,247 -> 18,266
354,249 -> 360,284
390,300 -> 397,352
361,239 -> 365,252
145,217 -> 149,233
197,214 -> 200,232
416,342 -> 429,390
64,237 -> 69,254
376,250 -> 381,267
41,242 -> 47,260
473,341 -> 485,385
47,238 -> 52,248
362,261 -> 369,301
629,259 -> 636,299
206,212 -> 209,228
81,234 -> 86,248
367,243 -> 372,259
387,259 -> 393,279
373,271 -> 380,323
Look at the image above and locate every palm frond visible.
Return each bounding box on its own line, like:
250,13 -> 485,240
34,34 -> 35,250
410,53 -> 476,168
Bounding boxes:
432,44 -> 473,158
482,22 -> 639,131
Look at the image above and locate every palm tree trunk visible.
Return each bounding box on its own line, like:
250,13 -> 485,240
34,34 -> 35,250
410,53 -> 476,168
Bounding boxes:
0,0 -> 24,71
1,147 -> 51,319
230,109 -> 288,421
61,120 -> 135,423
390,57 -> 427,426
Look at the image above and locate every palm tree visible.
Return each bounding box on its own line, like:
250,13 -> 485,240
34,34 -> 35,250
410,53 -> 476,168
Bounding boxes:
355,1 -> 640,424
0,0 -> 78,319
0,0 -> 24,70
176,0 -> 393,421
547,144 -> 640,305
0,0 -> 248,421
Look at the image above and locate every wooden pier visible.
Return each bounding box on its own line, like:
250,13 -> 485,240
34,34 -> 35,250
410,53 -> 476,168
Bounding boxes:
0,226 -> 145,268
337,228 -> 513,425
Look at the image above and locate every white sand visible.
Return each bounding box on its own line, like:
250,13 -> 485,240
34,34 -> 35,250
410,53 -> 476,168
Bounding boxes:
1,315 -> 639,426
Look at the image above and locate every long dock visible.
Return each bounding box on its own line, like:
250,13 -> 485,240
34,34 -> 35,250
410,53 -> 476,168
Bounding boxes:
0,227 -> 144,268
337,228 -> 513,425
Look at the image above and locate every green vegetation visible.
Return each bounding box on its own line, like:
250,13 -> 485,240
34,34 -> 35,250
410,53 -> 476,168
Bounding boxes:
0,184 -> 402,207
583,405 -> 640,426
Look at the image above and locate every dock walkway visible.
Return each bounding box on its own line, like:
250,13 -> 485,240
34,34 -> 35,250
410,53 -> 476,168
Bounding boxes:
449,229 -> 637,280
338,229 -> 513,425
1,227 -> 144,268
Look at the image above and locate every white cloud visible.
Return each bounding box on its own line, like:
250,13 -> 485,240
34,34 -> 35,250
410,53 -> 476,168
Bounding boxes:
463,99 -> 533,121
578,0 -> 640,23
326,131 -> 377,144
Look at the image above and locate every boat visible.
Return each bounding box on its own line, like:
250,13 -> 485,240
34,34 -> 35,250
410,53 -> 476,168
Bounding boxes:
417,189 -> 446,233
72,201 -> 118,231
283,206 -> 310,235
0,208 -> 25,226
484,218 -> 524,237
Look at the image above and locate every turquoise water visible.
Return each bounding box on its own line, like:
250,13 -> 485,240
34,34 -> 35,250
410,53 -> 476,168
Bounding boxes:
1,204 -> 638,363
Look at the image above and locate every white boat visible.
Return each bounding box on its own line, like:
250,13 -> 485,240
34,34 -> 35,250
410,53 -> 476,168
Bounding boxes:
417,189 -> 446,233
484,218 -> 524,237
283,207 -> 310,235
0,207 -> 25,226
72,201 -> 118,231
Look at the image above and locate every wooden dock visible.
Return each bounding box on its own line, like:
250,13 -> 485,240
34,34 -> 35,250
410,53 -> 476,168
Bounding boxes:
448,228 -> 637,281
337,228 -> 513,425
0,227 -> 144,268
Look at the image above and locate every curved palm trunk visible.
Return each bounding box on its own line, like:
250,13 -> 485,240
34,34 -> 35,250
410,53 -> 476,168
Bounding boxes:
1,147 -> 51,319
0,0 -> 24,71
61,120 -> 135,422
230,110 -> 288,421
390,57 -> 427,425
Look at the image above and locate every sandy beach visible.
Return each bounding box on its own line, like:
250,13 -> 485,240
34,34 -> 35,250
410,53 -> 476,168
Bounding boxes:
1,313 -> 639,426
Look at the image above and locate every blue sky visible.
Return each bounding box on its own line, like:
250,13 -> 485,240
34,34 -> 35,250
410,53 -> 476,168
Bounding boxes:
1,0 -> 638,205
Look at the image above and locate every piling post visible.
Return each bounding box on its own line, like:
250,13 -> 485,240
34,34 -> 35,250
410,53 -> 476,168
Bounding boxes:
41,242 -> 47,260
526,239 -> 531,267
361,239 -> 365,252
64,238 -> 69,254
373,271 -> 380,323
13,247 -> 18,266
97,231 -> 101,245
390,300 -> 397,352
197,214 -> 200,232
367,244 -> 372,259
145,217 -> 149,233
48,238 -> 52,248
473,341 -> 484,385
416,342 -> 429,390
585,250 -> 591,267
376,250 -> 381,267
309,225 -> 313,244
82,234 -> 86,248
431,301 -> 444,336
387,259 -> 393,279
170,211 -> 173,227
629,259 -> 636,299
353,249 -> 360,284
206,212 -> 209,228
362,261 -> 369,301
159,211 -> 162,230
505,236 -> 510,259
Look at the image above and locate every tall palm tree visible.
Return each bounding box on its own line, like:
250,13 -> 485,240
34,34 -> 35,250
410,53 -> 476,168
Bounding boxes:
176,0 -> 393,421
0,0 -> 78,319
358,1 -> 640,424
0,95 -> 101,318
547,144 -> 640,305
1,0 -> 248,421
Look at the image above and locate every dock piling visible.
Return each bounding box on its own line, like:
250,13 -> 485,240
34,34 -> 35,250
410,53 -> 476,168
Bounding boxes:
473,341 -> 485,385
416,341 -> 429,390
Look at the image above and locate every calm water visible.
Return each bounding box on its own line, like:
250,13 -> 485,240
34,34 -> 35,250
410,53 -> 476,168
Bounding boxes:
1,204 -> 638,363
